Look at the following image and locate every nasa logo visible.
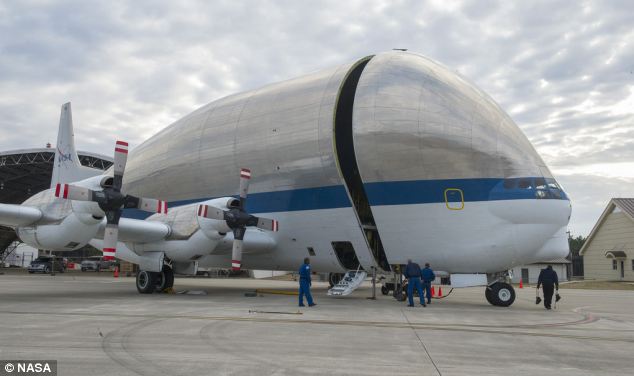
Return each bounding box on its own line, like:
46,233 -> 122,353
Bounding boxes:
0,360 -> 56,375
57,147 -> 72,163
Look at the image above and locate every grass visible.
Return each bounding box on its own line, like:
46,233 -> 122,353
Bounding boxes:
558,280 -> 634,290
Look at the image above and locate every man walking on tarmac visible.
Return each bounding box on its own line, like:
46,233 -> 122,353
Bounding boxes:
298,257 -> 316,307
404,259 -> 425,307
537,265 -> 559,309
421,263 -> 436,305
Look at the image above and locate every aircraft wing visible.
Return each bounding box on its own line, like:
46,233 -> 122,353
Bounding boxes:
96,217 -> 170,243
0,203 -> 43,227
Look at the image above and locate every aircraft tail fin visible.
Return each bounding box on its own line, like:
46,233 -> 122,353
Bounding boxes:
50,102 -> 98,187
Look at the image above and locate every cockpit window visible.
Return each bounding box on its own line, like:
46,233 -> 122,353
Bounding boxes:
535,178 -> 547,190
545,178 -> 562,199
493,176 -> 566,201
503,179 -> 516,189
518,178 -> 533,189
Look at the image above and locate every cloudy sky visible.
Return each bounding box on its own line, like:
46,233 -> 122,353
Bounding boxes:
0,0 -> 632,236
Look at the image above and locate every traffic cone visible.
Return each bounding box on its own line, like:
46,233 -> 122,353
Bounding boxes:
438,287 -> 443,297
431,286 -> 436,297
519,278 -> 523,289
113,266 -> 119,278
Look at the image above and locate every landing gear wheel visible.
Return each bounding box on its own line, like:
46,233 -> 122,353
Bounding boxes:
394,284 -> 407,301
136,270 -> 157,294
155,267 -> 174,292
381,285 -> 389,295
487,282 -> 515,307
485,287 -> 494,305
328,273 -> 343,288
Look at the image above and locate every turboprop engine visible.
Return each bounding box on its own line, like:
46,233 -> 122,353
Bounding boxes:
15,175 -> 110,250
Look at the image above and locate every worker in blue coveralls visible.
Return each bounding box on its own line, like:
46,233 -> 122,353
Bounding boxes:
404,259 -> 425,307
421,263 -> 436,305
298,257 -> 316,307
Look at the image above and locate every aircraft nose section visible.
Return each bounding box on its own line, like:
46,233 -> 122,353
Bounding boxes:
533,226 -> 570,260
489,198 -> 571,226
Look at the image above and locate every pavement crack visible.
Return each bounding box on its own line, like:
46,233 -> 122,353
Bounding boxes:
400,309 -> 442,376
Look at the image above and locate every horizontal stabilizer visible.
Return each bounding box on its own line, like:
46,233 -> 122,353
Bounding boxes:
0,204 -> 42,227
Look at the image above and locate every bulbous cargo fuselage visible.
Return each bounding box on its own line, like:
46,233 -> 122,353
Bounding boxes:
123,51 -> 571,273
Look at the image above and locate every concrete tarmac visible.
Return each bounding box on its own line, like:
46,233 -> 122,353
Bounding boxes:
0,272 -> 633,375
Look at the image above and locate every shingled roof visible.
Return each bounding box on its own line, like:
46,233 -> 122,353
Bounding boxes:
612,198 -> 634,219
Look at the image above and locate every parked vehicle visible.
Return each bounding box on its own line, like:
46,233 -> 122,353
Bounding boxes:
27,257 -> 66,274
81,256 -> 118,272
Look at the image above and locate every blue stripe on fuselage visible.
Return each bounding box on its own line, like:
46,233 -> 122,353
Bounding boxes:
123,177 -> 568,219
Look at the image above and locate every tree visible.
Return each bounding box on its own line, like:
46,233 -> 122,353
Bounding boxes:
568,234 -> 587,277
568,235 -> 586,256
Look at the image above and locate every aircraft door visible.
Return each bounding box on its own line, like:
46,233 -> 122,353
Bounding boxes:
332,56 -> 391,272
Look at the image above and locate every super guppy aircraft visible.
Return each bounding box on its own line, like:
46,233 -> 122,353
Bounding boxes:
0,51 -> 571,306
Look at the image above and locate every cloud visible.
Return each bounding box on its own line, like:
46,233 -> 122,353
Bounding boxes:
0,0 -> 632,236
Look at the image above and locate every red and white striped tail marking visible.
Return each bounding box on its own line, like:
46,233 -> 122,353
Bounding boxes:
231,260 -> 241,271
114,140 -> 129,154
103,247 -> 116,261
54,183 -> 69,198
272,220 -> 279,232
197,204 -> 208,217
240,168 -> 251,179
157,200 -> 168,214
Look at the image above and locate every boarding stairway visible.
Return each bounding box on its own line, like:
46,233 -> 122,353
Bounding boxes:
327,267 -> 367,296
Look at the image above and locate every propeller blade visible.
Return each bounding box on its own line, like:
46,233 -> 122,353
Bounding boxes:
255,217 -> 279,232
113,140 -> 129,190
136,197 -> 168,214
239,168 -> 251,209
54,183 -> 95,201
231,227 -> 246,271
231,239 -> 243,271
197,204 -> 225,220
102,224 -> 118,261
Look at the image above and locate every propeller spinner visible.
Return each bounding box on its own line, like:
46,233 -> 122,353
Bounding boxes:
55,140 -> 168,260
197,168 -> 279,271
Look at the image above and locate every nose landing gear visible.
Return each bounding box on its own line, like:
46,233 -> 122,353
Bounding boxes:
486,282 -> 516,307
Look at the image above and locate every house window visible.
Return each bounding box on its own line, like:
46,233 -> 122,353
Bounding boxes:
612,260 -> 617,270
631,260 -> 634,271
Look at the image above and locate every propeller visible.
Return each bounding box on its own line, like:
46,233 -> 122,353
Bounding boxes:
197,168 -> 279,271
55,140 -> 168,260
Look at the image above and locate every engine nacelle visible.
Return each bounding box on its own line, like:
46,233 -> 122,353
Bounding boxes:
16,212 -> 101,251
146,197 -> 238,240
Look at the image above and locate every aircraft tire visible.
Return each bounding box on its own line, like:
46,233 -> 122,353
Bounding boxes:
489,282 -> 515,307
381,285 -> 389,295
155,267 -> 174,292
136,270 -> 157,294
485,287 -> 495,305
328,273 -> 343,288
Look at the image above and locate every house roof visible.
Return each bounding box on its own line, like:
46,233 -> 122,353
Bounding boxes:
579,198 -> 634,256
612,198 -> 634,219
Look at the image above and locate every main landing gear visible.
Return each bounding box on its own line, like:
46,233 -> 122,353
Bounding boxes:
485,282 -> 515,307
136,266 -> 174,294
